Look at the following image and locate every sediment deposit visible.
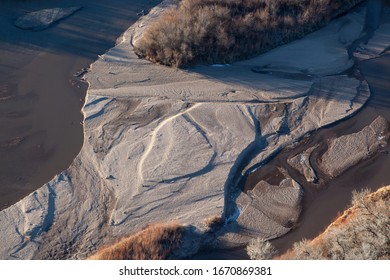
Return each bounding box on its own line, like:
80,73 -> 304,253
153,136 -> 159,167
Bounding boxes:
14,7 -> 82,31
319,116 -> 390,178
288,145 -> 319,183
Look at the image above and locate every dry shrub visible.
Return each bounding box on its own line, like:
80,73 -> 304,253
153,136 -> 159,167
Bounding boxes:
88,222 -> 184,260
203,215 -> 224,230
247,238 -> 278,260
134,0 -> 364,67
277,186 -> 390,260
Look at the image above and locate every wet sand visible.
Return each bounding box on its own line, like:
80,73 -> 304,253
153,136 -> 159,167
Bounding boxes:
0,0 -> 159,210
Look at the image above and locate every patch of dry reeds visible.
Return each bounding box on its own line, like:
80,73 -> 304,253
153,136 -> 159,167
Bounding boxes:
88,222 -> 184,260
134,0 -> 363,67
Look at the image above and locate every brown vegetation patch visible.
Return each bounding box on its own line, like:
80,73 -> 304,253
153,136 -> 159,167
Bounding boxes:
203,215 -> 224,230
134,0 -> 363,67
88,222 -> 184,260
328,209 -> 356,228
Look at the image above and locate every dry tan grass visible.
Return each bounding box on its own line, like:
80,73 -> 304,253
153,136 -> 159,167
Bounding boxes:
134,0 -> 364,67
88,222 -> 184,260
277,186 -> 390,260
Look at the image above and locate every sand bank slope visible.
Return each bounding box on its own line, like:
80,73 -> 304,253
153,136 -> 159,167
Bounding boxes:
0,1 -> 385,259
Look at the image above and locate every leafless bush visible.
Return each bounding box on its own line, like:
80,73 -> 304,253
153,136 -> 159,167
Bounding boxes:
351,188 -> 371,205
247,238 -> 278,260
286,239 -> 326,260
134,0 -> 363,67
279,186 -> 390,260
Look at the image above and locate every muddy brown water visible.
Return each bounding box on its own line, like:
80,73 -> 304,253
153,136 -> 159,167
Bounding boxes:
0,0 -> 159,210
0,53 -> 87,210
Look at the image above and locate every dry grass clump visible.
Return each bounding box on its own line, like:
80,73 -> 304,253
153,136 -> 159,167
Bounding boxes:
134,0 -> 363,67
277,186 -> 390,260
88,222 -> 184,260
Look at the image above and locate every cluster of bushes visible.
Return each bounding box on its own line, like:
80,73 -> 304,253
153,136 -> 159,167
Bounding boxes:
134,0 -> 363,67
88,222 -> 184,260
247,186 -> 390,260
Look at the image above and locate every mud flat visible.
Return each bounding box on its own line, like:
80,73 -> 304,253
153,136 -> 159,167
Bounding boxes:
0,1 -> 387,260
